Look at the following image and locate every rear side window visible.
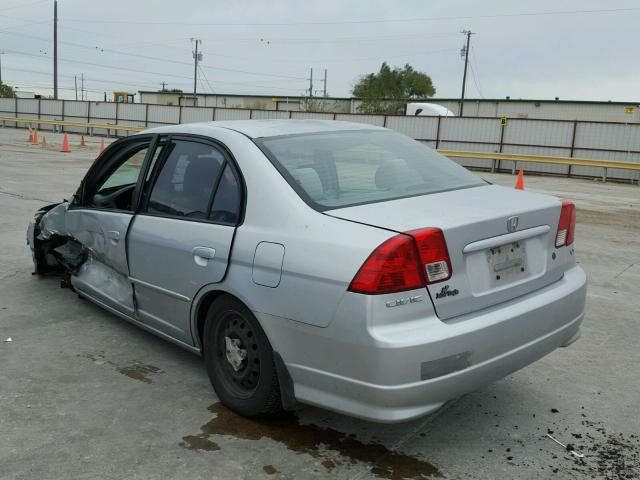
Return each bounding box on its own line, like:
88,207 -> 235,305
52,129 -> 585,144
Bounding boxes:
257,130 -> 485,209
209,164 -> 241,224
147,140 -> 225,219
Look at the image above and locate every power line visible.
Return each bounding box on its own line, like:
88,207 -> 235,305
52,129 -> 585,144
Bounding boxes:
138,45 -> 459,64
0,28 -> 457,66
54,7 -> 640,26
9,80 -> 108,94
469,63 -> 484,99
0,19 -> 50,33
0,0 -> 48,13
2,48 -> 303,88
198,32 -> 461,44
1,65 -> 175,90
198,66 -> 215,94
469,46 -> 485,99
0,30 -> 308,81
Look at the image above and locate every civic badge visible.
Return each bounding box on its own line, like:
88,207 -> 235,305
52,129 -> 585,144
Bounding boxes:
507,216 -> 519,233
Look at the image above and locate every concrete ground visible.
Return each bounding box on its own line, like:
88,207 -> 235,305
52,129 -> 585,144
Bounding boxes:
0,126 -> 638,480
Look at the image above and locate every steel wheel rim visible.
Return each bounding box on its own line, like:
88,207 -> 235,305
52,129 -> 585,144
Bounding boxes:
215,310 -> 261,398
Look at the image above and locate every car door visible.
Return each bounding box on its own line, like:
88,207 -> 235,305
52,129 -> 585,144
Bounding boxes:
127,136 -> 242,345
66,135 -> 158,317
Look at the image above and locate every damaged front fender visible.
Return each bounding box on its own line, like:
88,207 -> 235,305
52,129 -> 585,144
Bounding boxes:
27,202 -> 135,316
27,202 -> 70,274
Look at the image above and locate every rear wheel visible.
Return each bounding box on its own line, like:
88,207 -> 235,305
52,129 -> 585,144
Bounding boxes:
203,296 -> 282,416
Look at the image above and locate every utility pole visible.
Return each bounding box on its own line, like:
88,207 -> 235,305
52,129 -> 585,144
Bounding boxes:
322,69 -> 327,97
192,38 -> 201,106
459,30 -> 474,117
81,72 -> 84,101
53,0 -> 58,99
161,81 -> 167,92
0,51 -> 4,84
74,75 -> 77,100
308,68 -> 313,97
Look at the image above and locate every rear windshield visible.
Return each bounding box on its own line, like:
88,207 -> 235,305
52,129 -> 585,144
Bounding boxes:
256,130 -> 486,209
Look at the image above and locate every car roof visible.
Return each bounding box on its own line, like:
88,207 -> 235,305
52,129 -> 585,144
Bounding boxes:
143,119 -> 385,139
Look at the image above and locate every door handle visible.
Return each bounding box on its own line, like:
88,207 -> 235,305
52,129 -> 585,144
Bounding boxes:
106,230 -> 120,244
193,246 -> 216,266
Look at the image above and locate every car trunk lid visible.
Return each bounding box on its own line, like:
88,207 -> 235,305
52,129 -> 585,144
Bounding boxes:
326,184 -> 565,319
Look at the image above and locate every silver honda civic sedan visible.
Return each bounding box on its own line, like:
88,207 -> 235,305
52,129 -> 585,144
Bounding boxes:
27,120 -> 587,423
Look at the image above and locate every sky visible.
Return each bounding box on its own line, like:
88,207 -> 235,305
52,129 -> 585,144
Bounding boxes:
0,0 -> 638,101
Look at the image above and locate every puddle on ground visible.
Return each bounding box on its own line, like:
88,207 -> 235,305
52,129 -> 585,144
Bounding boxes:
78,351 -> 113,366
262,465 -> 279,475
117,362 -> 163,384
78,352 -> 164,384
180,403 -> 441,479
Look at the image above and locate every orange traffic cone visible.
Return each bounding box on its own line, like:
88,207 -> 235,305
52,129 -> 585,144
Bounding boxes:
28,130 -> 34,143
31,129 -> 39,145
99,138 -> 105,153
61,133 -> 71,153
41,136 -> 47,148
79,135 -> 86,147
515,168 -> 525,190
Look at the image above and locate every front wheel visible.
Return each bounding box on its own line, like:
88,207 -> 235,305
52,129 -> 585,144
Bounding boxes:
203,296 -> 282,416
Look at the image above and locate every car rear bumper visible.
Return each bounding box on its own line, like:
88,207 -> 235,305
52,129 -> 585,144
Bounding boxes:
259,265 -> 587,423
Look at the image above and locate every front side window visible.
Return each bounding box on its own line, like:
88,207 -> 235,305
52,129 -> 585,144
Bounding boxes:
147,140 -> 225,219
89,145 -> 148,211
257,130 -> 486,209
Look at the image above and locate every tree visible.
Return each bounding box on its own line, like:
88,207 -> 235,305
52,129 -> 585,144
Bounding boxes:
302,97 -> 332,112
0,81 -> 16,98
352,62 -> 435,114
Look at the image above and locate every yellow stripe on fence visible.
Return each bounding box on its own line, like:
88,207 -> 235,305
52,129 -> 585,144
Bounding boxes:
438,149 -> 640,172
2,116 -> 638,180
0,116 -> 143,133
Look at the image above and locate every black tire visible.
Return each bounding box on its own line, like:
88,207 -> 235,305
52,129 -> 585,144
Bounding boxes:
202,295 -> 282,417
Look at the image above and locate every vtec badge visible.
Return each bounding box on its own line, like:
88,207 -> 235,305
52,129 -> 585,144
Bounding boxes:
435,285 -> 459,299
385,295 -> 423,308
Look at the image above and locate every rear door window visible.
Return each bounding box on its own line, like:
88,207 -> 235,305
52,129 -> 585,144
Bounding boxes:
209,164 -> 241,224
147,140 -> 225,219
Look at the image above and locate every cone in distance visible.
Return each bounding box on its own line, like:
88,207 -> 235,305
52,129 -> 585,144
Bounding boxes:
31,129 -> 39,145
80,135 -> 86,147
99,138 -> 105,153
41,136 -> 47,148
61,133 -> 71,153
515,168 -> 525,190
28,130 -> 33,143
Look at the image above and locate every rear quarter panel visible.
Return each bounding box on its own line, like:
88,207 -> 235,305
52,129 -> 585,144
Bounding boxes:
185,126 -> 394,332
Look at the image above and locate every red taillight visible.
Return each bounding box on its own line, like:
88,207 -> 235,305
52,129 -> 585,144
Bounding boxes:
348,234 -> 424,294
555,200 -> 576,248
348,228 -> 451,295
408,228 -> 452,284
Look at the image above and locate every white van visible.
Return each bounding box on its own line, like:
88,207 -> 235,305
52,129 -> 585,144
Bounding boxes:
406,102 -> 456,117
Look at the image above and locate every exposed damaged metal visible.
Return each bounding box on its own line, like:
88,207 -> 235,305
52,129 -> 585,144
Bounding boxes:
27,196 -> 134,312
36,202 -> 70,240
28,202 -> 71,275
51,240 -> 86,273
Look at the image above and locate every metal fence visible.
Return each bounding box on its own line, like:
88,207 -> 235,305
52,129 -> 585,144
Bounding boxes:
1,97 -> 639,181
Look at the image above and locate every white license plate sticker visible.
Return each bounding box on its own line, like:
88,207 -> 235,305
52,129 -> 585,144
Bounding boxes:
486,242 -> 526,282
